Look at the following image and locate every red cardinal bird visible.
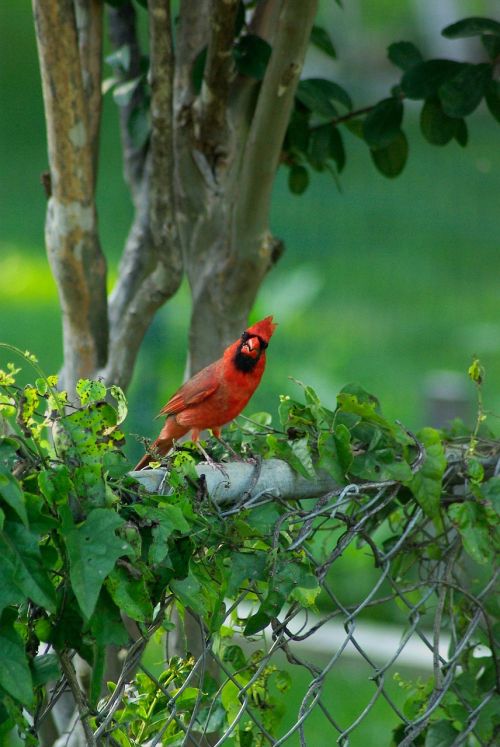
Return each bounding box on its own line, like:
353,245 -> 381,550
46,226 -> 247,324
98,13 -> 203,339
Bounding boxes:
134,316 -> 277,470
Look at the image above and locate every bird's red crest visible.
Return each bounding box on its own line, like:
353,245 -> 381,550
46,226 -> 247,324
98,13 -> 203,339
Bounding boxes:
245,315 -> 277,342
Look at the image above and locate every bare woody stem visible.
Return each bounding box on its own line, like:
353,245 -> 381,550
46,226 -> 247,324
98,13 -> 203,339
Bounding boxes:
58,651 -> 96,747
33,0 -> 108,391
197,0 -> 239,154
236,0 -> 319,255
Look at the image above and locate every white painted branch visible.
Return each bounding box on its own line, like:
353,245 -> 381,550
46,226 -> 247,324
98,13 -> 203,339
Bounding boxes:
130,458 -> 338,504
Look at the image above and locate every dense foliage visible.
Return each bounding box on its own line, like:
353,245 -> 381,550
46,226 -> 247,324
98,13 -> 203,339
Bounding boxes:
0,346 -> 498,745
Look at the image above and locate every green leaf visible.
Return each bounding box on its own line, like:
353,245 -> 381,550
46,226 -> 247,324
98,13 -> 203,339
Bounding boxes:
296,79 -> 352,117
106,565 -> 154,622
485,80 -> 500,123
424,719 -> 460,747
0,610 -> 33,706
482,34 -> 500,60
406,428 -> 446,517
109,385 -> 128,425
317,425 -> 352,483
448,502 -> 491,564
309,124 -> 331,169
370,130 -> 408,178
387,41 -> 423,71
0,521 -> 56,613
133,504 -> 190,565
0,469 -> 28,526
66,508 -> 130,619
310,25 -> 336,58
402,59 -> 462,100
171,571 -> 206,615
233,35 -> 271,80
453,118 -> 468,147
289,436 -> 316,480
420,97 -> 457,146
38,465 -> 73,505
243,608 -> 271,636
31,653 -> 60,687
363,98 -> 404,149
438,63 -> 491,118
226,551 -> 267,597
76,379 -> 107,405
88,588 -> 129,646
246,502 -> 281,535
288,164 -> 309,194
329,126 -> 345,172
442,17 -> 500,39
286,110 -> 310,153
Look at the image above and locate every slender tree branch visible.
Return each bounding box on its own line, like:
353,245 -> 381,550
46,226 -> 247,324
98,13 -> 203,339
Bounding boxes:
174,0 -> 210,109
235,0 -> 318,254
148,0 -> 182,265
74,0 -> 103,186
248,0 -> 282,44
58,651 -> 96,747
196,0 -> 239,160
107,0 -> 148,203
33,0 -> 108,390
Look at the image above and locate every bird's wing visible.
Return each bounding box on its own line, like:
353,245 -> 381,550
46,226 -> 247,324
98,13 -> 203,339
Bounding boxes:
158,362 -> 220,416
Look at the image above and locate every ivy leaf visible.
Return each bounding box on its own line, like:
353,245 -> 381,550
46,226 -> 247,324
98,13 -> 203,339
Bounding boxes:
0,468 -> 28,526
406,428 -> 446,517
370,130 -> 408,178
106,565 -> 154,622
133,504 -> 190,564
387,41 -> 423,71
424,719 -> 460,747
448,502 -> 491,564
226,551 -> 267,597
233,35 -> 271,80
441,17 -> 500,39
88,588 -> 129,646
438,63 -> 491,118
402,60 -> 462,100
171,570 -> 207,615
38,464 -> 73,506
0,610 -> 33,706
420,97 -> 458,146
76,379 -> 107,405
288,164 -> 309,194
0,520 -> 56,613
363,97 -> 404,149
31,653 -> 60,687
65,508 -> 131,619
310,25 -> 336,58
317,425 -> 352,484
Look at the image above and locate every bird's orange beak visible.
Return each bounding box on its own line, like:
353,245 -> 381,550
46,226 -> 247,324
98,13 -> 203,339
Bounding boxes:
241,337 -> 260,357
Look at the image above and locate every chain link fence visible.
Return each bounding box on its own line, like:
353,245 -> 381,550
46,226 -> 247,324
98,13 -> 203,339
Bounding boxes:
36,466 -> 498,747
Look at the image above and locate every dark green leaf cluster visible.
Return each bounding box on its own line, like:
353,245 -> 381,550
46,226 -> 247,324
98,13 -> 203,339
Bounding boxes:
282,15 -> 500,189
0,349 -> 499,744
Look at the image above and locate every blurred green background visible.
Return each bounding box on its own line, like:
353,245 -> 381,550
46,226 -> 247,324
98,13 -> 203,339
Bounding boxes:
2,1 -> 500,466
2,2 -> 498,744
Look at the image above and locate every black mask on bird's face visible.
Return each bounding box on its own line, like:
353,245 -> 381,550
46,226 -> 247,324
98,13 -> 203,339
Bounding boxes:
233,332 -> 268,372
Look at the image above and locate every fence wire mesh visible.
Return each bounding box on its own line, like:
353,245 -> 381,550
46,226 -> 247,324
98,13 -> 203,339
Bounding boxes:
39,473 -> 498,747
